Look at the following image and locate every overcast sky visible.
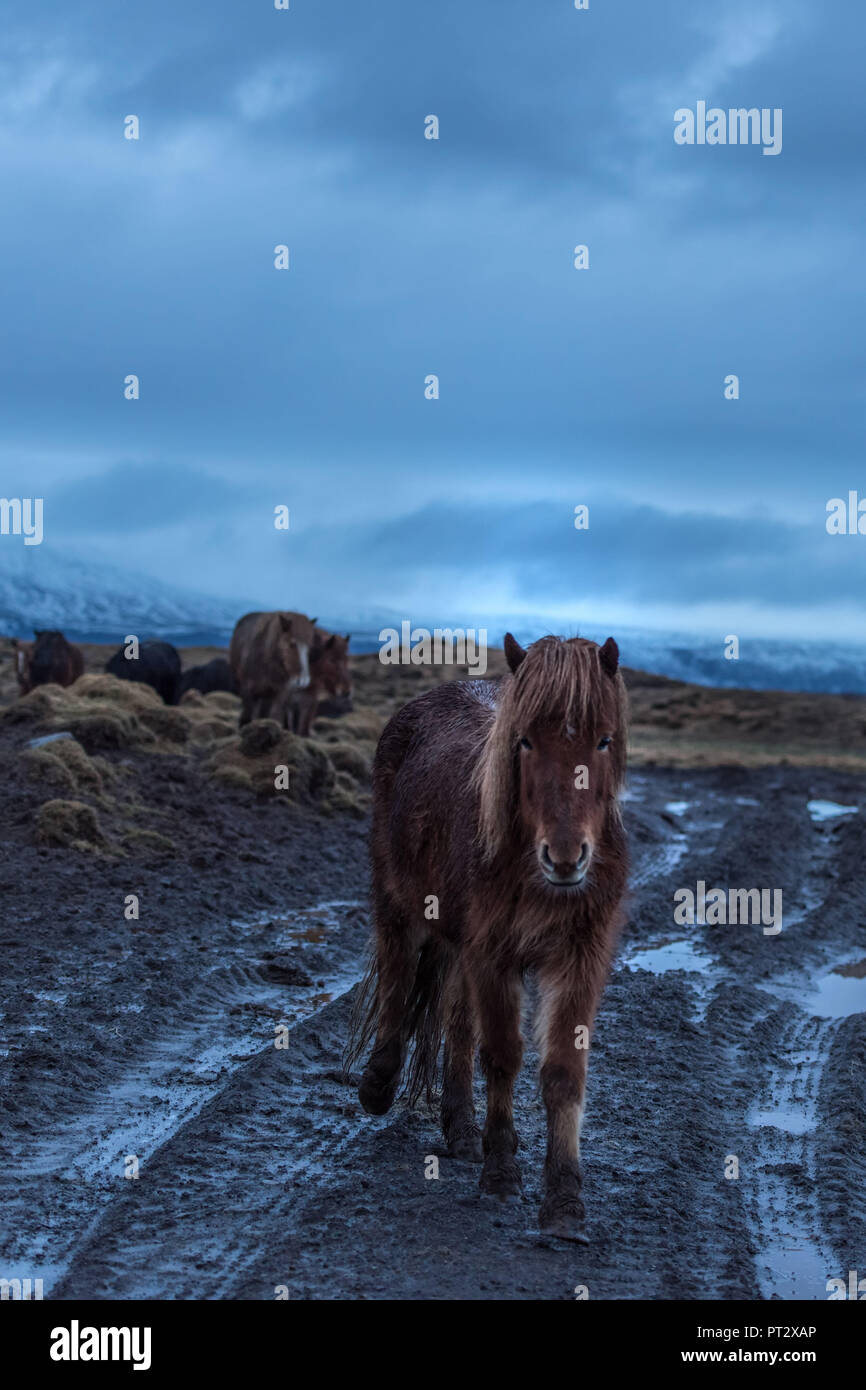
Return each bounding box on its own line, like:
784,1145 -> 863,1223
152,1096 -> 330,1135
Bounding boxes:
1,0 -> 863,640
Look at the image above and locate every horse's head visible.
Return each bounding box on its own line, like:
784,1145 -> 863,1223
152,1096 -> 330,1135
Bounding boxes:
312,631 -> 353,701
278,611 -> 317,690
501,632 -> 626,891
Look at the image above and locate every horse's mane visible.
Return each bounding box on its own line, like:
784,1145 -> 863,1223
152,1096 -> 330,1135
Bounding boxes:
475,636 -> 628,859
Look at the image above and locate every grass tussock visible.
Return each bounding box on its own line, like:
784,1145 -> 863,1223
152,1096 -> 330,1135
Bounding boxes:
35,798 -> 112,855
21,737 -> 115,798
204,717 -> 368,812
2,675 -> 161,751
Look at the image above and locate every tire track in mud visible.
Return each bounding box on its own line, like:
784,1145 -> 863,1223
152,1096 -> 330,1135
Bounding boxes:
624,769 -> 866,1301
5,768 -> 864,1300
742,1011 -> 840,1298
50,988 -> 386,1300
52,772 -> 765,1300
0,900 -> 366,1297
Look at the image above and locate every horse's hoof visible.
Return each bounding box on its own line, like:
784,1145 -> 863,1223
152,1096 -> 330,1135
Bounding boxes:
447,1128 -> 483,1163
538,1196 -> 589,1243
358,1071 -> 397,1115
480,1155 -> 522,1199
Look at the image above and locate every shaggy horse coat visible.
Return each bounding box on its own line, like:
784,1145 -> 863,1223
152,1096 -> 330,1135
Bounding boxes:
285,630 -> 352,736
178,657 -> 239,699
348,633 -> 628,1240
229,610 -> 316,727
14,630 -> 84,694
105,640 -> 182,705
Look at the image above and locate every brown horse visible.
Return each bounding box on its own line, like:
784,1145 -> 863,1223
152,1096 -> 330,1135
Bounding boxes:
229,610 -> 317,727
286,630 -> 352,736
348,633 -> 628,1240
13,630 -> 84,695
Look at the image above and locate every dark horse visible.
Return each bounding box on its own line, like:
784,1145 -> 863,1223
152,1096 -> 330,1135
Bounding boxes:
105,640 -> 182,705
347,633 -> 628,1241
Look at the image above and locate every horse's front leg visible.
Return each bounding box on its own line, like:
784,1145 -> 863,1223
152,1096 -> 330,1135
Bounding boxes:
441,960 -> 482,1161
536,956 -> 605,1242
474,965 -> 524,1198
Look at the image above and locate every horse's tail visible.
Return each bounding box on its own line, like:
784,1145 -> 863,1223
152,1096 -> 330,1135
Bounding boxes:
344,947 -> 379,1077
344,936 -> 449,1109
404,937 -> 449,1107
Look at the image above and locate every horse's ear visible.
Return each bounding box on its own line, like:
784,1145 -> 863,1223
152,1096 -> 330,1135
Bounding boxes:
279,614 -> 294,634
599,637 -> 619,677
344,634 -> 351,643
310,616 -> 318,626
325,634 -> 337,650
504,633 -> 527,673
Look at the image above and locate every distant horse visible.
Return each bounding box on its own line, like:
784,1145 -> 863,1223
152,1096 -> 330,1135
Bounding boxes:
229,611 -> 317,727
347,633 -> 628,1241
286,630 -> 352,736
13,630 -> 84,694
178,657 -> 239,699
105,640 -> 182,705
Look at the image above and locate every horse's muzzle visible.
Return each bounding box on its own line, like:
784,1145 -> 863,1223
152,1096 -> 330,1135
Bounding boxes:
539,841 -> 592,887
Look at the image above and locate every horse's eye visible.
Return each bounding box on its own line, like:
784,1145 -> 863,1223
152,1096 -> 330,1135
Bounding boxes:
519,736 -> 532,750
597,736 -> 612,751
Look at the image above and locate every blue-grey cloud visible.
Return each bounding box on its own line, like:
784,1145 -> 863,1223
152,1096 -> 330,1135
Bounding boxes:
0,0 -> 862,639
279,497 -> 866,612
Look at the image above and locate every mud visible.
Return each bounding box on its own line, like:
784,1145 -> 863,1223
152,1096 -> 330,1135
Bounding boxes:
1,759 -> 864,1300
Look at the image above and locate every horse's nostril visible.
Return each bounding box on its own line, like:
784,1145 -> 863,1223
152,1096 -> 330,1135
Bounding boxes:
540,844 -> 580,879
578,842 -> 591,866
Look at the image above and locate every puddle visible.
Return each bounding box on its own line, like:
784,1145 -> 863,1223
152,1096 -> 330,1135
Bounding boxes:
767,958 -> 866,1020
746,1021 -> 838,1298
807,799 -> 858,824
33,990 -> 68,1006
664,801 -> 689,817
747,1105 -> 815,1136
809,962 -> 866,1019
623,938 -> 713,975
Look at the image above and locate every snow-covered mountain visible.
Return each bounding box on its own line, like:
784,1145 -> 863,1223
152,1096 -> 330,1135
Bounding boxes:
0,545 -> 246,645
547,622 -> 866,696
337,619 -> 866,695
1,546 -> 864,693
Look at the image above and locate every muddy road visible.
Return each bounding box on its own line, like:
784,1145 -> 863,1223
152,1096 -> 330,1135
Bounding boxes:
1,765 -> 864,1300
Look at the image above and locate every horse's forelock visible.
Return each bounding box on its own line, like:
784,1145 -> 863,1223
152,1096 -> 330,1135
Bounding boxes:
476,637 -> 627,859
509,637 -> 613,733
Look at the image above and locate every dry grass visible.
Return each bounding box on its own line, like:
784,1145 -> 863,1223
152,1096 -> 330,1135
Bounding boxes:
204,717 -> 367,814
35,798 -> 112,855
624,669 -> 866,770
21,737 -> 115,798
349,650 -> 866,770
2,635 -> 863,861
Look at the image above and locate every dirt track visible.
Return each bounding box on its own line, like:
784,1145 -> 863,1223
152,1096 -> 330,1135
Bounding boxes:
1,756 -> 864,1300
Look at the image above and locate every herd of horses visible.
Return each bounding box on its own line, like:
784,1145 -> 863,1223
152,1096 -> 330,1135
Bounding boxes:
9,611 -> 352,735
11,612 -> 628,1241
